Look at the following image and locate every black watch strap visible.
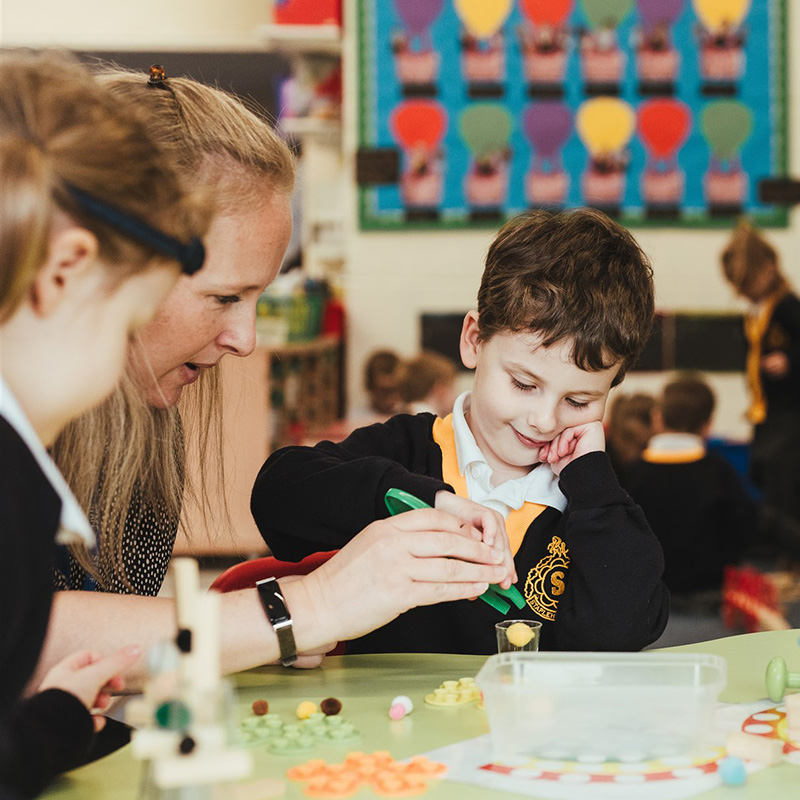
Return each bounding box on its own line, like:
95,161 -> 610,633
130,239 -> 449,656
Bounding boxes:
255,577 -> 297,667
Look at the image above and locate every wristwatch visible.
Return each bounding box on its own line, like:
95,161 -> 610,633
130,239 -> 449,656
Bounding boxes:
255,577 -> 298,667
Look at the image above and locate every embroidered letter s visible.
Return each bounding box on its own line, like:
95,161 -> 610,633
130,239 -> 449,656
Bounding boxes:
550,571 -> 565,596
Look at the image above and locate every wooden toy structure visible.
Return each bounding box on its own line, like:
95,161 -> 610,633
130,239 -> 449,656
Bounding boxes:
127,559 -> 252,798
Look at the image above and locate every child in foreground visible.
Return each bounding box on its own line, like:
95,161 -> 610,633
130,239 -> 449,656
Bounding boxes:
620,374 -> 756,595
253,209 -> 669,655
0,51 -> 207,797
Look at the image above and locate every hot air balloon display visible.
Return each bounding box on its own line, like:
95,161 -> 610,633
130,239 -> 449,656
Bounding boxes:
578,0 -> 633,94
391,100 -> 448,214
694,0 -> 751,91
458,104 -> 513,214
576,97 -> 635,211
635,0 -> 685,95
638,99 -> 691,216
391,0 -> 445,95
522,102 -> 573,207
454,0 -> 513,96
700,100 -> 753,213
517,0 -> 574,97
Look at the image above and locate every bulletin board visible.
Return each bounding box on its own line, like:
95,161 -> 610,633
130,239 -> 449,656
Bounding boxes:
357,0 -> 788,230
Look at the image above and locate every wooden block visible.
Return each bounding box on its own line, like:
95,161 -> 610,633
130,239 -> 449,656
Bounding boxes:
726,731 -> 783,765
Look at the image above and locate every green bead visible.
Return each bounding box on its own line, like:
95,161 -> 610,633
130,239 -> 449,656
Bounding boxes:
155,700 -> 191,730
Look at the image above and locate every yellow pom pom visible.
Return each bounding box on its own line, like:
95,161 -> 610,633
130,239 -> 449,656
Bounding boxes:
296,700 -> 318,720
506,622 -> 534,647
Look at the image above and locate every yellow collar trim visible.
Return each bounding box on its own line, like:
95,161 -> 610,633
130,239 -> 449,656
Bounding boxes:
432,415 -> 545,556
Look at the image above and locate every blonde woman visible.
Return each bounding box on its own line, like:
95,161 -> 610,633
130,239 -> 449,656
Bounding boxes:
38,68 -> 513,688
0,51 -> 209,797
721,219 -> 800,557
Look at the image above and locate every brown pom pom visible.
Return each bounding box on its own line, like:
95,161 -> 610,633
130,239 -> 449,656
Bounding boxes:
320,697 -> 342,716
251,699 -> 269,716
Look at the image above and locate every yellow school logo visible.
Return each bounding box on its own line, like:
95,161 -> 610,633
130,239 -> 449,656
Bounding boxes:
524,537 -> 570,621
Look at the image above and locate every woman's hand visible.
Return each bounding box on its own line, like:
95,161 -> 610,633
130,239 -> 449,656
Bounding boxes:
538,420 -> 605,476
38,645 -> 141,731
435,490 -> 516,588
294,508 -> 511,644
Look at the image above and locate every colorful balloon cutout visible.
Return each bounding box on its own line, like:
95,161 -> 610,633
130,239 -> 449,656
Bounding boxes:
637,99 -> 691,160
459,104 -> 513,159
520,0 -> 574,28
392,0 -> 444,38
576,98 -> 635,156
581,0 -> 633,29
454,0 -> 513,39
700,101 -> 753,160
523,103 -> 573,161
391,101 -> 447,151
692,0 -> 751,30
637,0 -> 684,27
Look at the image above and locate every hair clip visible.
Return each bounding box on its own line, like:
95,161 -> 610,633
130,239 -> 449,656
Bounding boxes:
148,64 -> 167,87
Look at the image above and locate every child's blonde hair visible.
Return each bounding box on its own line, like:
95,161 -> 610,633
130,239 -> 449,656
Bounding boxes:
0,51 -> 208,323
720,218 -> 782,296
52,65 -> 295,590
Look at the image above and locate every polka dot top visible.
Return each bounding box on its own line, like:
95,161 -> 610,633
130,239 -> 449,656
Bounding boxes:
53,491 -> 179,596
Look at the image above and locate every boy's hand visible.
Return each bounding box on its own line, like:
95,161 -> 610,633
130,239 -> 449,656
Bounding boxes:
38,645 -> 141,731
434,491 -> 517,588
538,421 -> 605,476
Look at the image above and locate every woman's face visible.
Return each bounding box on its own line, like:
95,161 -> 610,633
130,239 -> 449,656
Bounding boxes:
131,193 -> 292,408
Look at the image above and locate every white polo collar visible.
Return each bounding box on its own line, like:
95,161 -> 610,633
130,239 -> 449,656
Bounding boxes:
450,391 -> 567,516
0,377 -> 95,547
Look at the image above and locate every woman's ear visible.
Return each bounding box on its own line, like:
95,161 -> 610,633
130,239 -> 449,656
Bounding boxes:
459,310 -> 481,370
30,225 -> 98,317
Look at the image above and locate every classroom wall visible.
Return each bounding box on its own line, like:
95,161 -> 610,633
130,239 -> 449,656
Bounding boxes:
340,1 -> 800,440
3,0 -> 798,439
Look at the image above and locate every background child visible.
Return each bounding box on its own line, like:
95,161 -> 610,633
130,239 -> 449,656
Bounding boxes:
605,391 -> 656,475
720,219 -> 800,561
400,350 -> 458,417
620,373 -> 757,595
253,209 -> 668,655
363,348 -> 405,419
0,50 -> 207,797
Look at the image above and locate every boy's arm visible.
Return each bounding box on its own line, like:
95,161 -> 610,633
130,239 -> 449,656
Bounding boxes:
552,451 -> 669,652
251,414 -> 452,561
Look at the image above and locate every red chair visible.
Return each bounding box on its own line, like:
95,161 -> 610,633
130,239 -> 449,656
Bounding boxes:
210,551 -> 345,655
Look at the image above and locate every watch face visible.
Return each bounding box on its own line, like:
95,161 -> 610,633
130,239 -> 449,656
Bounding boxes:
258,579 -> 290,624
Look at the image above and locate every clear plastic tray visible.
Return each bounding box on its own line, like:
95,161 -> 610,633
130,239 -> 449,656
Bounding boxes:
475,651 -> 727,763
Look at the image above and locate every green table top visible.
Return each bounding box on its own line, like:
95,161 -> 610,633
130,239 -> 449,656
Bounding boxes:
43,629 -> 800,799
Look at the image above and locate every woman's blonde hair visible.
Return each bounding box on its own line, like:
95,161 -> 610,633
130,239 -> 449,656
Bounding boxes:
720,218 -> 782,295
52,65 -> 295,589
0,51 -> 208,322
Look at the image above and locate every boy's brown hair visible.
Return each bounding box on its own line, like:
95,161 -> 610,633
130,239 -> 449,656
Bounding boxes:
477,208 -> 654,386
660,373 -> 715,435
400,351 -> 457,404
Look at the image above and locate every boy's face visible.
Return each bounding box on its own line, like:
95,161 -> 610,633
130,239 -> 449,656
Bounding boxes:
459,311 -> 619,482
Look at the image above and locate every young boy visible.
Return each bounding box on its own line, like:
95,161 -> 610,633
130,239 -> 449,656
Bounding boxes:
621,373 -> 757,595
400,350 -> 458,417
252,209 -> 669,655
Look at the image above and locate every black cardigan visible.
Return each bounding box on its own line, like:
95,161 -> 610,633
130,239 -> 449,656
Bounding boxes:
0,418 -> 94,797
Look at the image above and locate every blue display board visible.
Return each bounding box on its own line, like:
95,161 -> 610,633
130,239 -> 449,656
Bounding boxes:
357,0 -> 788,230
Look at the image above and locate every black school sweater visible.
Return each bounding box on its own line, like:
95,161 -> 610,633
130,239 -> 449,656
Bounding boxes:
252,413 -> 668,655
620,451 -> 757,593
0,418 -> 94,798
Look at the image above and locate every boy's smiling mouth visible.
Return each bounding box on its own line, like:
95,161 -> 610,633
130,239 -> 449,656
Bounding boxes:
512,427 -> 549,448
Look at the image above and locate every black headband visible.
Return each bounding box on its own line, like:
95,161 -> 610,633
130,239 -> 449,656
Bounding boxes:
65,184 -> 205,276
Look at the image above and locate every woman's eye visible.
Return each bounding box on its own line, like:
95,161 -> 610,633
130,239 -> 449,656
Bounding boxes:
511,377 -> 535,392
215,295 -> 241,305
